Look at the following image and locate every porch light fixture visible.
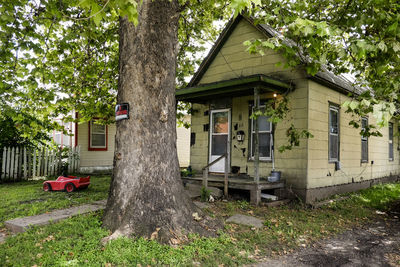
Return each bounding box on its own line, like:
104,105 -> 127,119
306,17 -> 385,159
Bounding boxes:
273,93 -> 277,98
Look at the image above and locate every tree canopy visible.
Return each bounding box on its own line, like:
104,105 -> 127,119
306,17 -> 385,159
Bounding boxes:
244,0 -> 399,132
0,0 -> 398,136
0,0 -> 231,137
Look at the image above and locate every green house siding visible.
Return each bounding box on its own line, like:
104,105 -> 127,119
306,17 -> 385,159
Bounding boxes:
198,19 -> 304,86
190,87 -> 309,190
190,103 -> 210,171
307,80 -> 400,190
188,17 -> 310,191
182,14 -> 400,203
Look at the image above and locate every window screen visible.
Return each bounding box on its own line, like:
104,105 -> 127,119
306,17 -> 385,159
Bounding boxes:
90,121 -> 106,148
250,106 -> 272,160
329,105 -> 339,161
360,117 -> 368,162
389,122 -> 394,161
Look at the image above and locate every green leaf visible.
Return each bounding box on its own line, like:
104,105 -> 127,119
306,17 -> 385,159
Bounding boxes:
361,99 -> 370,107
377,41 -> 387,52
349,101 -> 359,111
387,21 -> 398,35
342,101 -> 350,110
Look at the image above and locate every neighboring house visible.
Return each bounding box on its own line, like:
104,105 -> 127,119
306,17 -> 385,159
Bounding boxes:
176,14 -> 400,203
74,115 -> 191,173
51,116 -> 76,148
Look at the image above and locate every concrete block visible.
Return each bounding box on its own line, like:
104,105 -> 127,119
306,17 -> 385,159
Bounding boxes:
5,201 -> 106,233
226,214 -> 264,228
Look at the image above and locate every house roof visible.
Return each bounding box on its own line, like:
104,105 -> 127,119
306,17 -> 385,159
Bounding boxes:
184,14 -> 362,97
176,74 -> 292,102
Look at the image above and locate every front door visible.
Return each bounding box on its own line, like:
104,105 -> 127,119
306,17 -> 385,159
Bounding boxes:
209,109 -> 230,173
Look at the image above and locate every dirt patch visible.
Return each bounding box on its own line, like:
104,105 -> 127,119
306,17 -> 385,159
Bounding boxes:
253,212 -> 400,267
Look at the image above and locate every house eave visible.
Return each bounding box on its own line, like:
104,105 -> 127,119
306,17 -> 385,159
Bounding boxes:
176,74 -> 293,103
308,74 -> 361,96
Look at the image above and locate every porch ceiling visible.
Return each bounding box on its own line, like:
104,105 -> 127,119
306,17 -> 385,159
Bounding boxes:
176,74 -> 293,103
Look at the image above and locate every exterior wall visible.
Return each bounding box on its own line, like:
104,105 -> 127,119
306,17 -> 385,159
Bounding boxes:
190,85 -> 309,190
78,121 -> 191,172
198,19 -> 304,86
176,116 -> 191,168
191,18 -> 309,190
189,17 -> 400,202
78,122 -> 116,171
190,104 -> 210,171
230,88 -> 308,189
305,80 -> 400,202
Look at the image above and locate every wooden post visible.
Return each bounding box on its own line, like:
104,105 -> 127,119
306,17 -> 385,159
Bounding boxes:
254,87 -> 260,184
58,147 -> 62,175
18,147 -> 23,180
37,149 -> 42,177
6,147 -> 11,179
76,146 -> 80,173
11,147 -> 16,180
1,147 -> 6,180
32,149 -> 37,177
71,146 -> 76,173
68,148 -> 72,174
70,147 -> 74,173
44,148 -> 49,177
224,142 -> 230,198
51,150 -> 55,176
27,149 -> 32,178
23,147 -> 27,180
250,184 -> 261,206
202,167 -> 208,188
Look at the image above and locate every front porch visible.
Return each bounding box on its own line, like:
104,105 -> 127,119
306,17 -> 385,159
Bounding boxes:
182,174 -> 285,205
177,74 -> 292,205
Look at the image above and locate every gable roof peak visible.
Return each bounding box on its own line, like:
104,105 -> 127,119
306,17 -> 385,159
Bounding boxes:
187,14 -> 363,96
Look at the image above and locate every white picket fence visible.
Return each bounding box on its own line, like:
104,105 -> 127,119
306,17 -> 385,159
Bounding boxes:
0,146 -> 80,182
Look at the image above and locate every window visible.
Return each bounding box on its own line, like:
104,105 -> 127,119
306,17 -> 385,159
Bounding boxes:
89,120 -> 107,151
62,122 -> 71,147
250,106 -> 272,160
361,117 -> 368,162
389,122 -> 394,161
329,105 -> 339,162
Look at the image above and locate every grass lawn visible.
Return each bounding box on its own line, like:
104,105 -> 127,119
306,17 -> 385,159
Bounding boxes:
0,175 -> 110,228
1,178 -> 399,266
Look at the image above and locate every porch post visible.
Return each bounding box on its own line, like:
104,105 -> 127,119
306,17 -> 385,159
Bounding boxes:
224,139 -> 230,198
253,87 -> 260,184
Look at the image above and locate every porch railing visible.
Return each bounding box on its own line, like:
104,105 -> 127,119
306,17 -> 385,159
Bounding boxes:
202,153 -> 229,198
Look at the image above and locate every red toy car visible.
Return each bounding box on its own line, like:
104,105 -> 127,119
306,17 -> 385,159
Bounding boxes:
43,176 -> 90,192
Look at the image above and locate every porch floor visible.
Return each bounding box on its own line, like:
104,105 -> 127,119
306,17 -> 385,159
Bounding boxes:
181,174 -> 285,205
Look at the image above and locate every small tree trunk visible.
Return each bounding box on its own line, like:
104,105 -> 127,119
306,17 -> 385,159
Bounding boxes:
103,0 -> 217,243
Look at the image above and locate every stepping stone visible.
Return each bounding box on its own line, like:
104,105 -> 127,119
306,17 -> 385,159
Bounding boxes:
193,201 -> 209,209
4,201 -> 106,233
226,214 -> 264,228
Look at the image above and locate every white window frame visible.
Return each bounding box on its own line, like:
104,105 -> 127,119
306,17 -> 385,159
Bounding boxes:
361,117 -> 368,163
329,105 -> 340,162
389,122 -> 394,161
250,105 -> 272,161
89,120 -> 107,149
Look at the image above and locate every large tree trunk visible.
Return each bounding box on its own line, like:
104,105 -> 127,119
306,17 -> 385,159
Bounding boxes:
103,0 -> 215,244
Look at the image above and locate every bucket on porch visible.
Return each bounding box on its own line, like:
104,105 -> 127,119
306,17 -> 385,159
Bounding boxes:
268,170 -> 281,182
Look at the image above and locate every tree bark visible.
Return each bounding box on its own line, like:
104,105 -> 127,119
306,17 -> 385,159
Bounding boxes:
103,0 -> 217,244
